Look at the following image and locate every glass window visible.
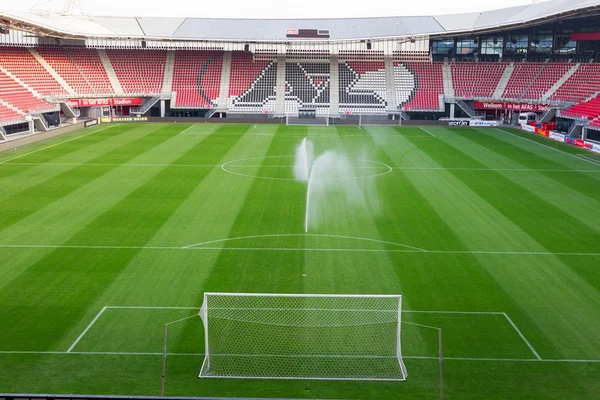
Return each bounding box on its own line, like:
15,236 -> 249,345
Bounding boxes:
530,32 -> 553,54
505,34 -> 528,55
432,39 -> 454,55
481,36 -> 504,56
555,34 -> 577,54
456,39 -> 478,55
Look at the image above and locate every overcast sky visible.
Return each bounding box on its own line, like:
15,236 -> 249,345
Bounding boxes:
4,0 -> 543,19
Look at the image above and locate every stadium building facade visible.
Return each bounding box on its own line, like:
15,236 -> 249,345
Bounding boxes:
0,0 -> 600,140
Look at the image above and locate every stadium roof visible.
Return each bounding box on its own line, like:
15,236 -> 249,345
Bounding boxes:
1,0 -> 599,42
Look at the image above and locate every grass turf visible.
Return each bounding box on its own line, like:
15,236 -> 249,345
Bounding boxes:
0,123 -> 599,399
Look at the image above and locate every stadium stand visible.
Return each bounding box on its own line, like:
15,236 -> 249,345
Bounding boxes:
521,63 -> 571,100
551,64 -> 600,103
107,50 -> 166,94
339,54 -> 386,114
0,70 -> 54,114
451,62 -> 507,98
68,48 -> 114,94
502,63 -> 544,99
561,94 -> 600,120
172,51 -> 223,108
590,118 -> 600,129
0,47 -> 66,96
36,48 -> 94,95
228,52 -> 277,113
286,57 -> 331,114
0,102 -> 24,123
400,62 -> 444,111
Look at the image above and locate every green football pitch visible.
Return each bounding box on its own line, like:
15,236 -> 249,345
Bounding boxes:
0,122 -> 599,399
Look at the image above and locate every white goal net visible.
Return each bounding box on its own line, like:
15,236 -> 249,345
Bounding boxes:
285,115 -> 330,126
198,293 -> 408,381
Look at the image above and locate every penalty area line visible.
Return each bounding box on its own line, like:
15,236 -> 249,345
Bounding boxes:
66,307 -> 107,353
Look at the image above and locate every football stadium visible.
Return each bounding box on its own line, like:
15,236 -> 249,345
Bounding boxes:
0,0 -> 600,399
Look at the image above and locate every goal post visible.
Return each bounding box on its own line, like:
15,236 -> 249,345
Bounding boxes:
285,114 -> 330,126
198,293 -> 408,381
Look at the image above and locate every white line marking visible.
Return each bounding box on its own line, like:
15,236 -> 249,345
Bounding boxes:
178,125 -> 197,135
221,155 -> 393,181
403,310 -> 504,315
106,305 -> 200,310
3,162 -> 600,173
358,126 -> 362,130
578,154 -> 600,166
0,243 -> 598,256
496,129 -> 600,168
402,321 -> 441,330
253,125 -> 257,129
0,350 -> 597,363
107,306 -> 504,314
184,233 -> 427,252
0,124 -> 120,165
66,306 -> 107,353
503,313 -> 542,360
420,127 -> 436,137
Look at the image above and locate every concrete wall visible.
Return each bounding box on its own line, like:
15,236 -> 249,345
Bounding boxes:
0,121 -> 87,153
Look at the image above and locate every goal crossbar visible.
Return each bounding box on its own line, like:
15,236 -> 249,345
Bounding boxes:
199,292 -> 408,381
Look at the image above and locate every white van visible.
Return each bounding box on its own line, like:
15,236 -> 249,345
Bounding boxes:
518,112 -> 537,126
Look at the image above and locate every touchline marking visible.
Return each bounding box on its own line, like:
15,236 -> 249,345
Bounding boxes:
66,306 -> 107,353
420,127 -> 436,137
0,124 -> 120,165
178,125 -> 197,135
578,154 -> 600,166
496,129 -> 600,169
503,313 -> 542,360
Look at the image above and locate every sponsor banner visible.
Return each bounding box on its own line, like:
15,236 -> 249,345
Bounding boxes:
473,101 -> 550,112
70,98 -> 143,107
84,119 -> 98,128
469,120 -> 498,127
564,137 -> 593,149
549,132 -> 565,142
448,120 -> 469,127
521,124 -> 536,133
535,128 -> 550,137
100,116 -> 148,123
590,142 -> 600,154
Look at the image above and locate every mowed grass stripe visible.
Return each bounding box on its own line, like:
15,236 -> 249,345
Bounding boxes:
462,127 -> 600,196
491,128 -> 600,174
0,125 -> 157,199
394,127 -> 600,359
405,127 -> 600,252
0,124 -> 130,187
0,125 -> 191,233
65,125 -> 281,352
0,124 -> 247,351
198,125 -> 308,294
0,125 -> 217,293
0,125 -> 219,246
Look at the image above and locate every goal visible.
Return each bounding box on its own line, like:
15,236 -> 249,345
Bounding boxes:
198,293 -> 408,381
286,115 -> 330,126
